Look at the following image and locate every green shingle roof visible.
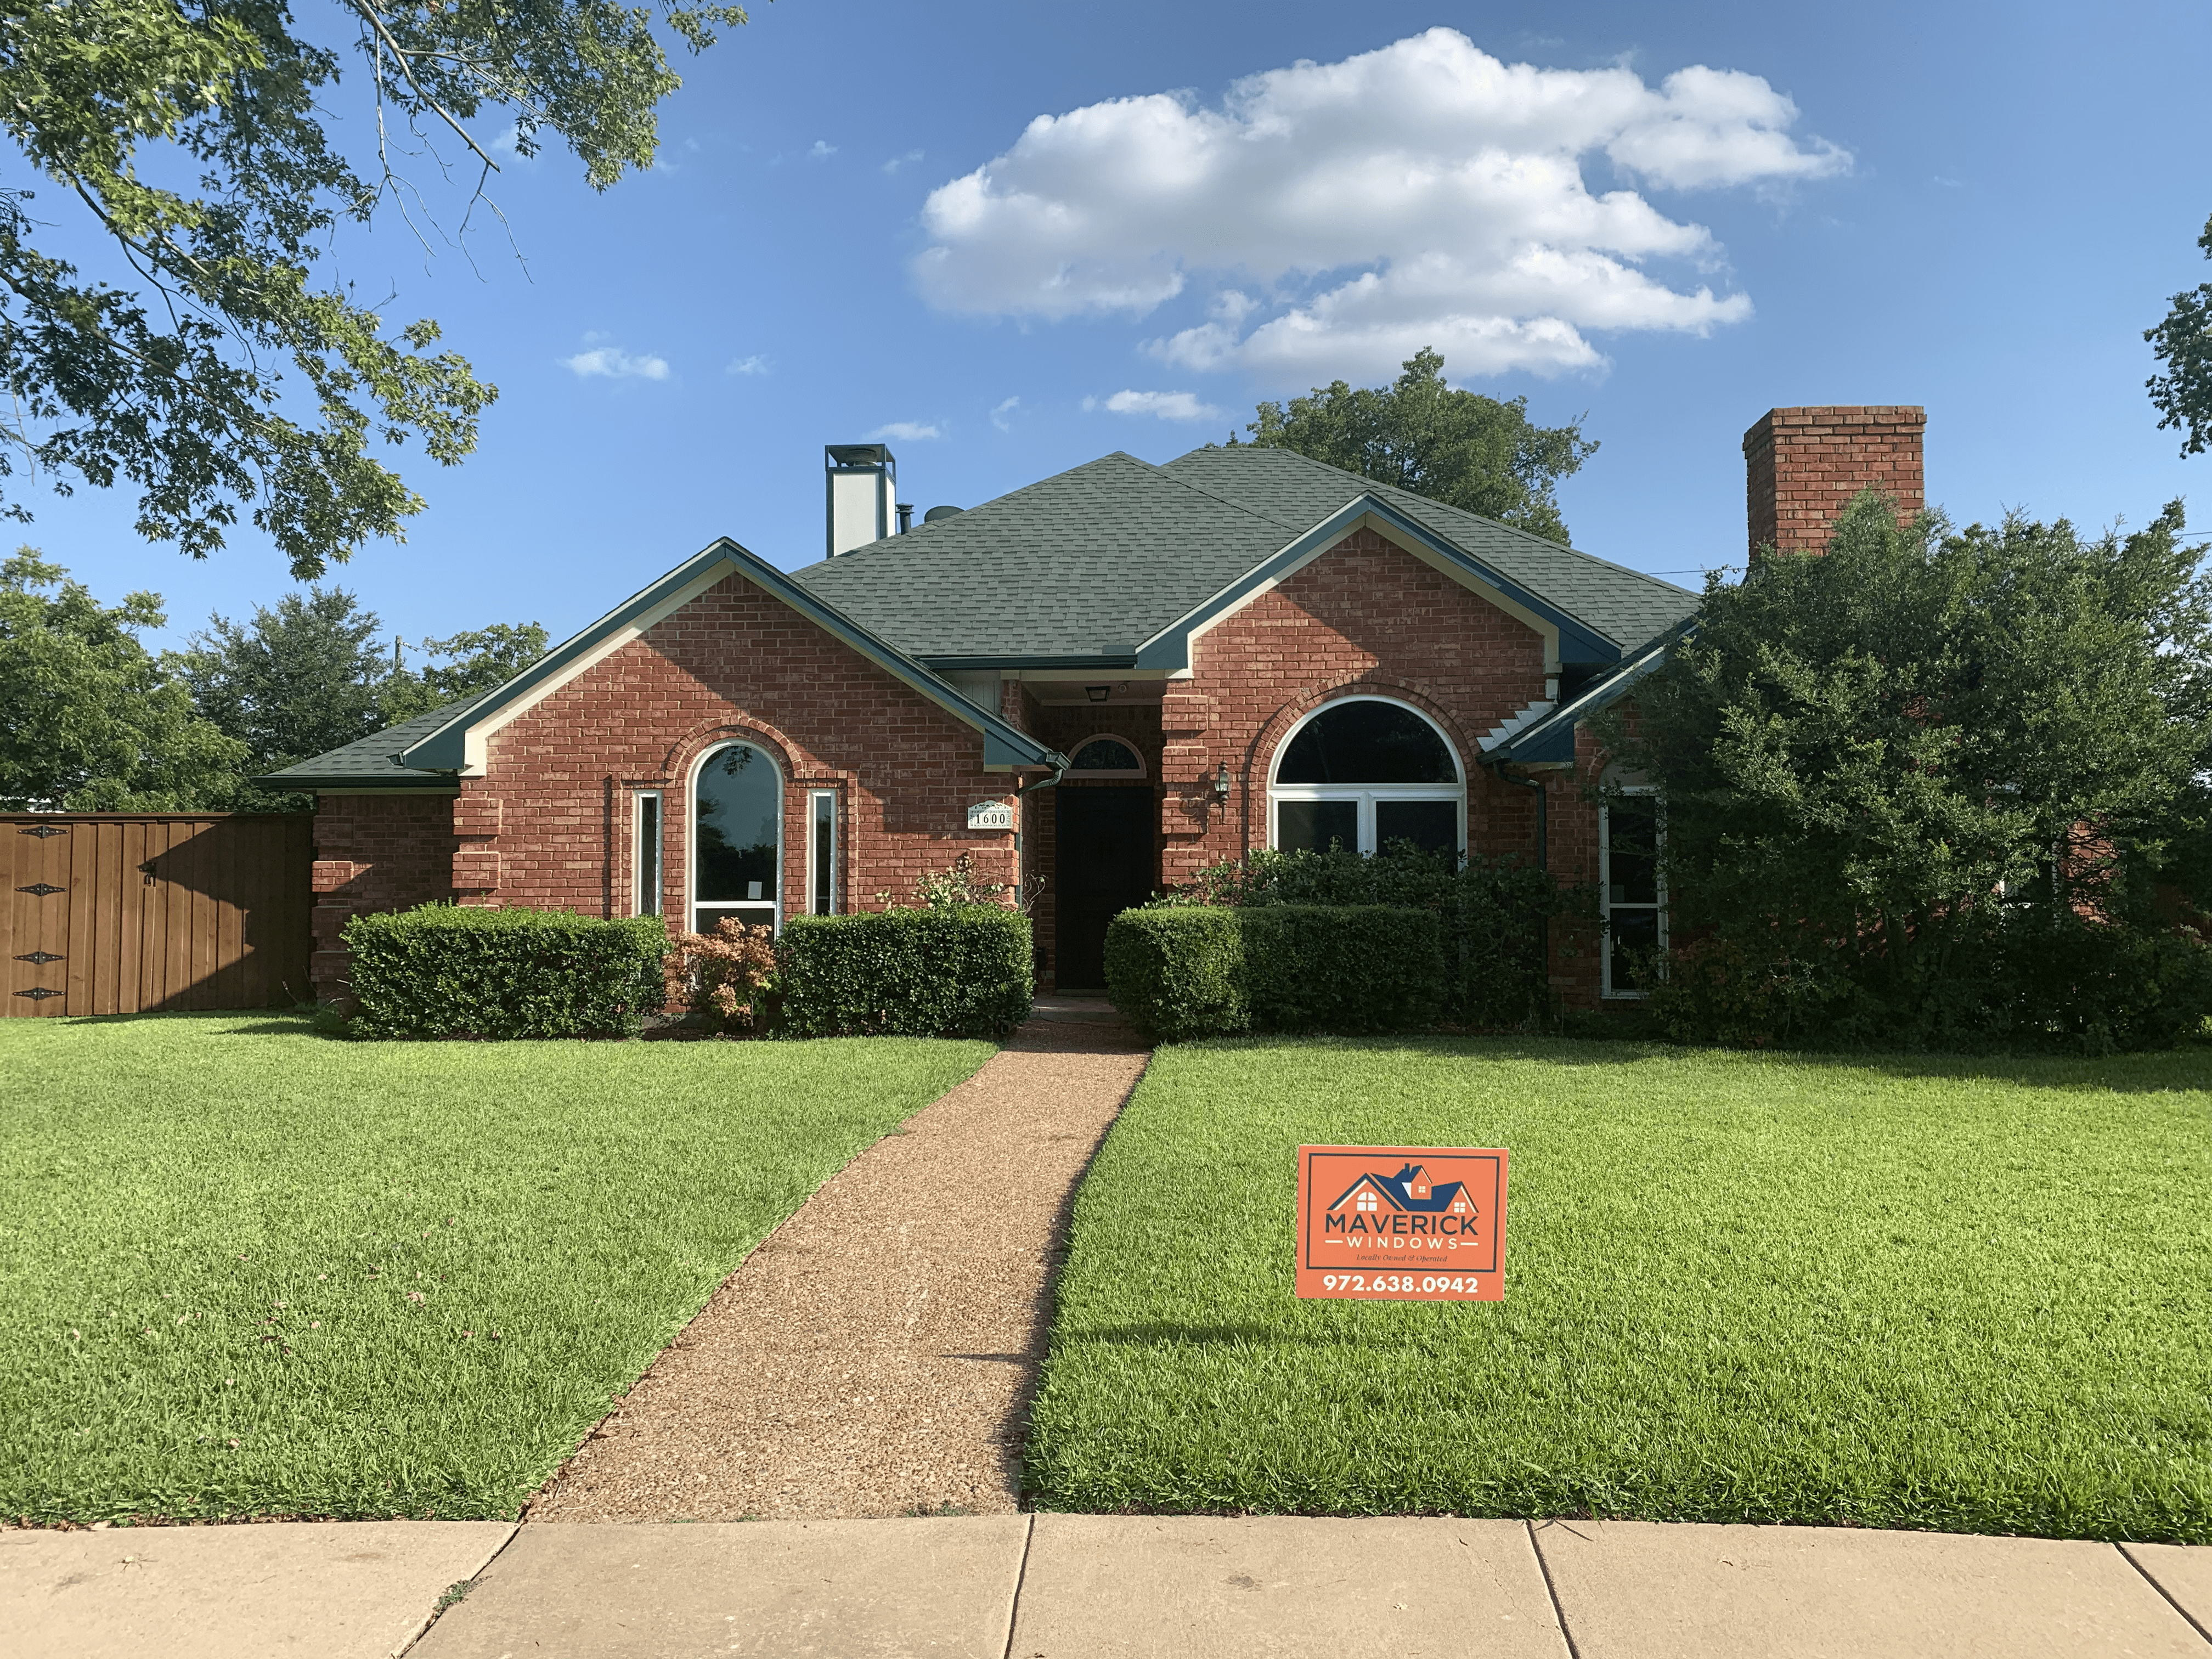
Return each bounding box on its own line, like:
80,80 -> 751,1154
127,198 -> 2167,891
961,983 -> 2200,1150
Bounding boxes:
253,701 -> 479,788
789,444 -> 1694,664
268,447 -> 1695,787
1163,447 -> 1700,653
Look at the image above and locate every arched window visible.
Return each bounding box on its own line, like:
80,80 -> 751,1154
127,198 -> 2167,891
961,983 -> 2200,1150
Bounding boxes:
1269,697 -> 1463,858
1068,735 -> 1146,778
692,741 -> 782,933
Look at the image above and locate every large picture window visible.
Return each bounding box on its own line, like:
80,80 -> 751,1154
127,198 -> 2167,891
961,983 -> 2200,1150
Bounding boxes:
1601,791 -> 1665,997
692,742 -> 782,934
1269,697 -> 1464,858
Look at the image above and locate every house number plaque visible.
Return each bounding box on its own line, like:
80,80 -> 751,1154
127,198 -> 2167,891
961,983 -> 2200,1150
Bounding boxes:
966,800 -> 1015,831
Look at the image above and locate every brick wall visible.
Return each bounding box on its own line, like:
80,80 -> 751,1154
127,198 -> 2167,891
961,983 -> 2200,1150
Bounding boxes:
309,793 -> 459,1000
463,569 -> 1020,927
1743,405 -> 1925,560
307,529 -> 1634,1010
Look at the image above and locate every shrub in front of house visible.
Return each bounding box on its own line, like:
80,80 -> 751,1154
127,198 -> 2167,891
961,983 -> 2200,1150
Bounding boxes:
343,905 -> 672,1039
1104,903 -> 1445,1039
1102,907 -> 1248,1042
776,906 -> 1031,1040
1241,905 -> 1446,1032
1160,846 -> 1591,1030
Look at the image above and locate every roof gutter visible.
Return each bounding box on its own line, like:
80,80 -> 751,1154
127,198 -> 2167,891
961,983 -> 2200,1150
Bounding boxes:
1488,764 -> 1547,872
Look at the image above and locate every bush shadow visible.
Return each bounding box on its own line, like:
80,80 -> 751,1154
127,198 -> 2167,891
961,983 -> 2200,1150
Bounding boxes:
1171,1031 -> 2212,1095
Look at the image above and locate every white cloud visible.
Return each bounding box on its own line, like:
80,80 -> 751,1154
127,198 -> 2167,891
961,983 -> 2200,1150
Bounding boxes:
990,395 -> 1020,431
883,149 -> 926,174
808,139 -> 838,160
491,123 -> 539,165
561,337 -> 670,381
1083,390 -> 1224,422
725,354 -> 771,376
867,421 -> 943,441
913,29 -> 1848,380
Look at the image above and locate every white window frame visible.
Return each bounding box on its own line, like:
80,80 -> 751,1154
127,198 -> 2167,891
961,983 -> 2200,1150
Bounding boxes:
1267,696 -> 1465,857
633,789 -> 663,917
1066,733 -> 1148,780
806,789 -> 839,916
1600,788 -> 1667,999
688,740 -> 785,936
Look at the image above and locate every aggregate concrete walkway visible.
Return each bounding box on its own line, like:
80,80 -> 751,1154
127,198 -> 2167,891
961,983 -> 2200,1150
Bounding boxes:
11,1515 -> 2207,1658
529,999 -> 1150,1522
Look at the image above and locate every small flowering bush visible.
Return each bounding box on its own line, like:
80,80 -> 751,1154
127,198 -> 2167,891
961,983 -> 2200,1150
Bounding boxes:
667,918 -> 779,1035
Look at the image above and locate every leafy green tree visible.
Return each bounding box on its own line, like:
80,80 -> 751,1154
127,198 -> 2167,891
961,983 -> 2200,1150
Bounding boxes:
2147,212 -> 2212,456
0,0 -> 750,580
0,548 -> 245,809
179,586 -> 389,793
377,621 -> 547,724
1606,491 -> 2212,1050
1240,347 -> 1598,543
180,589 -> 544,808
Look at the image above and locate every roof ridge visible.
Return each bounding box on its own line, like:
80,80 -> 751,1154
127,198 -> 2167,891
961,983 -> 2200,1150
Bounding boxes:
1175,443 -> 1695,602
1146,455 -> 1320,537
787,449 -> 1180,575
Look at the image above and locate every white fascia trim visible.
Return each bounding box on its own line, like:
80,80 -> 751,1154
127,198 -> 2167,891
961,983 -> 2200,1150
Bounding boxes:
455,561 -> 736,774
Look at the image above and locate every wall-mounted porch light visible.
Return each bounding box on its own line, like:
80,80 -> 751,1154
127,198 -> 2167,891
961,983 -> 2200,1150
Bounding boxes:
1214,761 -> 1232,803
1085,684 -> 1111,703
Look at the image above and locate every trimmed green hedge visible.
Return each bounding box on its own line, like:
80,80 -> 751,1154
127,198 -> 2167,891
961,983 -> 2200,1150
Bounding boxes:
343,906 -> 671,1039
1104,905 -> 1443,1041
1101,909 -> 1247,1043
777,906 -> 1032,1039
1242,906 -> 1445,1033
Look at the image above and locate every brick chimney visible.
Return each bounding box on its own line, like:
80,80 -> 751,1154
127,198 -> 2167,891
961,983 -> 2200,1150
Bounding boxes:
1743,406 -> 1926,560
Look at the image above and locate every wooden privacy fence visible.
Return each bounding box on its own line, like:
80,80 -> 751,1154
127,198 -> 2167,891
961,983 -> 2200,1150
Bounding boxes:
3,815 -> 313,1017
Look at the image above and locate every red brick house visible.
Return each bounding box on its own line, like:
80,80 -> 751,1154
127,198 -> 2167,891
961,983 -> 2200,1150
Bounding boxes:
266,407 -> 1926,1006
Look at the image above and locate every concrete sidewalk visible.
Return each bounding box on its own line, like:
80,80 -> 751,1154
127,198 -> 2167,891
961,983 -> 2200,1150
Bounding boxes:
8,1515 -> 2208,1659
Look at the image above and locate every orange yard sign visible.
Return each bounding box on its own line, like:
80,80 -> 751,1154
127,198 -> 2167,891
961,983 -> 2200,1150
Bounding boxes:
1296,1146 -> 1508,1302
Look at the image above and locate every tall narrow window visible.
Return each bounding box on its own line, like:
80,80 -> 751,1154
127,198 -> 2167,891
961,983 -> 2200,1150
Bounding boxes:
692,742 -> 782,934
809,791 -> 838,915
1601,792 -> 1665,997
1269,697 -> 1464,858
634,790 -> 663,916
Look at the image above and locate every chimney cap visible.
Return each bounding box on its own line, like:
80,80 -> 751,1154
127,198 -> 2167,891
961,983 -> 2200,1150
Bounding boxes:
826,443 -> 894,470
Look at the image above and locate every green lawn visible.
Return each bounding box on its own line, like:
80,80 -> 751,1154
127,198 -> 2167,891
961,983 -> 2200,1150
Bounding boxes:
1026,1037 -> 2212,1542
0,1013 -> 992,1524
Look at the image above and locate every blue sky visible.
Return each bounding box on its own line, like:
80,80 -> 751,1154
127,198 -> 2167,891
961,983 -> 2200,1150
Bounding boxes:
21,0 -> 2212,654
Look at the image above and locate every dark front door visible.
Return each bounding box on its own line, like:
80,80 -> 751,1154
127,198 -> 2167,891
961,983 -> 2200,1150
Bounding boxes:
1055,785 -> 1156,990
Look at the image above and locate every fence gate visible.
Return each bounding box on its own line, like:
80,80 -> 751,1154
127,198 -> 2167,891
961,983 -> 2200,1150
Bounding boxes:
3,815 -> 313,1017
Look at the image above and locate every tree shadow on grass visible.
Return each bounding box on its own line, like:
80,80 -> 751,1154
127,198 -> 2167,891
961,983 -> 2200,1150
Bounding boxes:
44,1008 -> 322,1034
1177,1032 -> 2212,1096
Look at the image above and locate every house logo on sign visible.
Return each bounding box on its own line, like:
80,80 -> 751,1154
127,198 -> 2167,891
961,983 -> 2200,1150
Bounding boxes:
1327,1164 -> 1482,1231
966,800 -> 1014,831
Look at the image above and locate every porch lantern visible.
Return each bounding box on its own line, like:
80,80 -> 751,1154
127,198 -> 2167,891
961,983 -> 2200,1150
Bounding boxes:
1215,761 -> 1231,803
